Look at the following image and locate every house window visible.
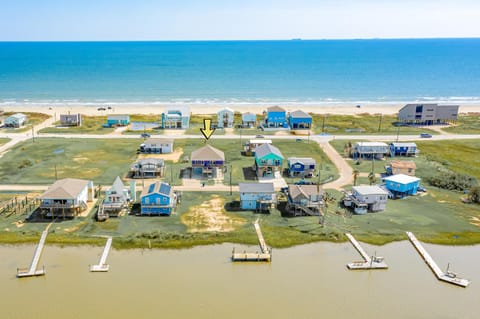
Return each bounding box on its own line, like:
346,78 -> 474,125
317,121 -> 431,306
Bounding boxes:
145,198 -> 150,204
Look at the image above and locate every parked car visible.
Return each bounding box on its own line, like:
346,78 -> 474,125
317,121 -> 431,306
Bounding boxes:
141,133 -> 151,138
420,133 -> 432,138
255,135 -> 264,138
97,107 -> 106,111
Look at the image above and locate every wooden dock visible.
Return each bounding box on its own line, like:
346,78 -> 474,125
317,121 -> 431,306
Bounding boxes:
232,219 -> 271,262
345,233 -> 388,270
406,231 -> 470,287
17,230 -> 48,278
90,237 -> 112,272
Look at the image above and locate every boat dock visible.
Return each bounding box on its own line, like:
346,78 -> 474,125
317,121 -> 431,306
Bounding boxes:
17,230 -> 48,278
406,231 -> 470,287
232,219 -> 271,262
345,233 -> 388,270
90,237 -> 113,272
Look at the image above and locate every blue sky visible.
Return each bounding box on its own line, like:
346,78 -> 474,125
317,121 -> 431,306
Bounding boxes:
1,0 -> 480,40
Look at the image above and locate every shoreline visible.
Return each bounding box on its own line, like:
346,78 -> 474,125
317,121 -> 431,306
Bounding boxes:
4,103 -> 480,116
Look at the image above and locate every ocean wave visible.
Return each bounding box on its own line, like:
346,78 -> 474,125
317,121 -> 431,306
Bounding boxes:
2,96 -> 480,107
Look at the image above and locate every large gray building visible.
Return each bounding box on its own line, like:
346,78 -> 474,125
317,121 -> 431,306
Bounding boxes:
398,103 -> 459,125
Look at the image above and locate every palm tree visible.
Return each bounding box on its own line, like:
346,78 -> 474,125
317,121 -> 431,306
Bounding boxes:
353,169 -> 360,186
368,172 -> 377,185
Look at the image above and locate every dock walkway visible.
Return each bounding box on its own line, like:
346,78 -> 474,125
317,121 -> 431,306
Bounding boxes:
90,237 -> 112,272
345,233 -> 388,270
232,219 -> 271,262
17,230 -> 48,278
406,231 -> 469,287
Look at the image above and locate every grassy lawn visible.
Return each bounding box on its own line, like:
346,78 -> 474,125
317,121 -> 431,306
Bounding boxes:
0,138 -> 10,146
329,139 -> 480,181
311,113 -> 437,135
0,138 -> 140,184
168,138 -> 338,185
38,115 -> 115,134
1,112 -> 50,133
441,113 -> 480,134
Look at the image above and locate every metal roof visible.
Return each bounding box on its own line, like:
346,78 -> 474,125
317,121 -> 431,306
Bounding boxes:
384,174 -> 421,184
39,178 -> 90,200
356,142 -> 389,147
267,106 -> 286,113
289,110 -> 311,119
144,138 -> 174,145
239,182 -> 275,193
352,185 -> 389,196
255,143 -> 284,159
191,144 -> 225,161
390,142 -> 417,148
288,184 -> 323,199
108,115 -> 130,120
287,157 -> 316,166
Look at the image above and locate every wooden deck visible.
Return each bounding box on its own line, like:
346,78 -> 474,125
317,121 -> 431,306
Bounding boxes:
90,237 -> 112,272
17,231 -> 48,278
345,233 -> 388,270
406,231 -> 470,287
232,219 -> 271,262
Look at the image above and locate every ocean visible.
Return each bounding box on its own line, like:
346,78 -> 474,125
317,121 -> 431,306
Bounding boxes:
1,39 -> 480,107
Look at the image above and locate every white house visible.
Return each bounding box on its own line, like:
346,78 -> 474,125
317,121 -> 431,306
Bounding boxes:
217,107 -> 234,128
139,138 -> 174,154
4,113 -> 27,128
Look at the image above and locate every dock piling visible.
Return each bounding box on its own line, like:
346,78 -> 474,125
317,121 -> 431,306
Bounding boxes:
345,233 -> 388,270
90,237 -> 113,272
17,230 -> 48,278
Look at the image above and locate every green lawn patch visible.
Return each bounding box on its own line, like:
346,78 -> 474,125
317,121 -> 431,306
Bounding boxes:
442,114 -> 480,134
0,138 -> 10,146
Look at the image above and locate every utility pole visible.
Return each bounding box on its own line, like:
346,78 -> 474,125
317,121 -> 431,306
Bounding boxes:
396,125 -> 400,142
31,126 -> 35,142
229,165 -> 232,195
378,113 -> 383,132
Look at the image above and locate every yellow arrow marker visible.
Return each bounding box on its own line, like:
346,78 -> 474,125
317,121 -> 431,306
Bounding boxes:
200,119 -> 215,140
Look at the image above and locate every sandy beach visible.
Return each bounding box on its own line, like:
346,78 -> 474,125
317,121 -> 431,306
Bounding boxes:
4,103 -> 480,116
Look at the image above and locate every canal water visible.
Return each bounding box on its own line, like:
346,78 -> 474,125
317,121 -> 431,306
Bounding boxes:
0,241 -> 478,319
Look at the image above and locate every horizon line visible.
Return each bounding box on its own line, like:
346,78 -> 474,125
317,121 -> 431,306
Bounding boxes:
1,36 -> 480,43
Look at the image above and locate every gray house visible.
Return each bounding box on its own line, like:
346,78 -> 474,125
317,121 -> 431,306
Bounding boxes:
130,158 -> 165,178
60,113 -> 82,126
343,185 -> 388,214
398,103 -> 459,125
353,142 -> 389,160
286,184 -> 323,216
139,138 -> 174,154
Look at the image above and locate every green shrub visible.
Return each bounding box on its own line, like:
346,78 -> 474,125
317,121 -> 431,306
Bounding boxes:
428,172 -> 478,191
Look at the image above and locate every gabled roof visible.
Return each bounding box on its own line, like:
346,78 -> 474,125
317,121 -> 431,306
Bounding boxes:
191,144 -> 225,161
239,182 -> 275,193
39,178 -> 90,200
288,184 -> 323,199
290,110 -> 311,119
242,112 -> 256,119
353,185 -> 389,196
165,106 -> 190,116
141,181 -> 173,198
110,176 -> 126,194
255,143 -> 284,159
288,157 -> 316,166
384,174 -> 421,184
218,107 -> 234,114
390,160 -> 416,169
267,106 -> 286,113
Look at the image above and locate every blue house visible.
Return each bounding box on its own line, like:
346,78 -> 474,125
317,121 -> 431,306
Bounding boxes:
107,115 -> 130,127
389,142 -> 418,157
264,106 -> 288,128
140,181 -> 176,216
239,182 -> 276,211
242,112 -> 256,128
384,174 -> 421,198
289,110 -> 312,130
287,157 -> 316,178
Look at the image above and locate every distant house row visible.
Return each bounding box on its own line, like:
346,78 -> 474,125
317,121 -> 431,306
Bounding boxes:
352,142 -> 418,159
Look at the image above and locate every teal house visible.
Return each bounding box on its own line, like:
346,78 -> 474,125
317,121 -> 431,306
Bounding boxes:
255,143 -> 284,178
107,115 -> 130,127
140,181 -> 176,216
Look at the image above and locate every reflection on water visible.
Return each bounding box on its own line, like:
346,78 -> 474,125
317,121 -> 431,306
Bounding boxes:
0,241 -> 479,319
